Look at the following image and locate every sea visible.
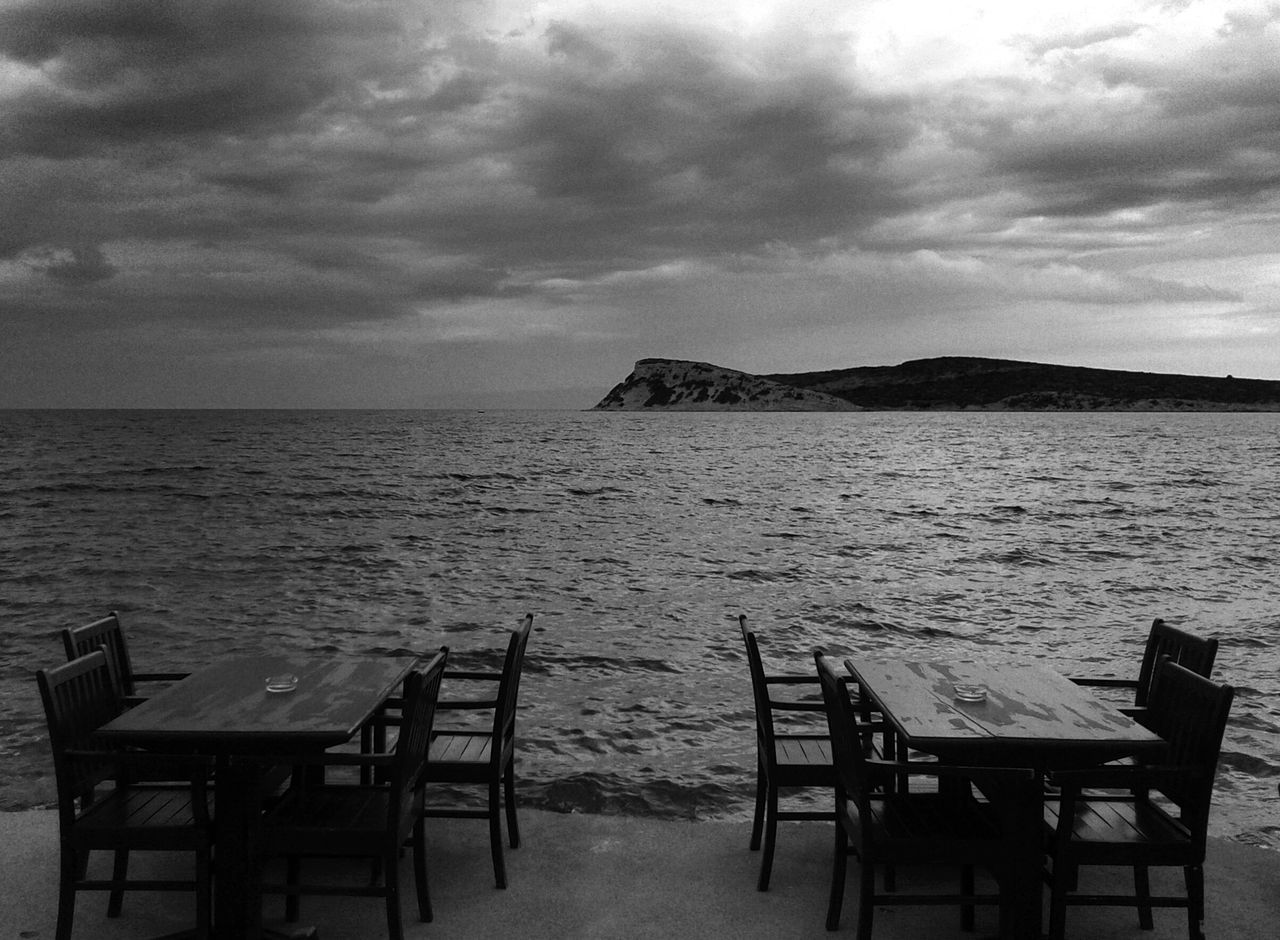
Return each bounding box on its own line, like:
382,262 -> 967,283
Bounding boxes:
1,409 -> 1277,850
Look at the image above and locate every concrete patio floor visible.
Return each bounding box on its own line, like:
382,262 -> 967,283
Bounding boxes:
2,808 -> 1276,939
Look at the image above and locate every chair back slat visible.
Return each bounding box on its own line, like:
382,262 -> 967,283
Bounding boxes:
62,612 -> 137,697
739,616 -> 778,755
491,615 -> 533,757
814,652 -> 871,809
36,650 -> 127,823
1143,658 -> 1233,841
1133,618 -> 1218,707
392,649 -> 448,812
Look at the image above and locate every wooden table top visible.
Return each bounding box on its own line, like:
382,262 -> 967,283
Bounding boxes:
846,658 -> 1165,767
99,653 -> 417,752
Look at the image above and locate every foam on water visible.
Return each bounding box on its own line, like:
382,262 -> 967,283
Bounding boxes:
1,409 -> 1277,850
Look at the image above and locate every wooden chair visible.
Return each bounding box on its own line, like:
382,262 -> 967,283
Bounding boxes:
257,648 -> 448,940
1043,659 -> 1234,940
816,652 -> 1033,938
36,649 -> 215,940
1069,618 -> 1218,721
423,614 -> 533,889
740,614 -> 837,891
61,611 -> 188,706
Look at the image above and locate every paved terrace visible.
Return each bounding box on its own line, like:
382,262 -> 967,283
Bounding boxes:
3,809 -> 1276,938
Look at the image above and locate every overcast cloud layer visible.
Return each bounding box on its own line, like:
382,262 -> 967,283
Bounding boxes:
2,0 -> 1279,407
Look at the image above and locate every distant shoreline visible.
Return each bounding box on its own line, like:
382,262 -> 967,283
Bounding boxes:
594,356 -> 1280,411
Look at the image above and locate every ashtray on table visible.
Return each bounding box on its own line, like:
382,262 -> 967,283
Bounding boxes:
265,674 -> 298,694
953,684 -> 988,703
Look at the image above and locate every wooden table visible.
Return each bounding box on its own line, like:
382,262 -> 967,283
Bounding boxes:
845,658 -> 1167,940
99,653 -> 417,940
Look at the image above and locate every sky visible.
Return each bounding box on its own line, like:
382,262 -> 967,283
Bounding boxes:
2,0 -> 1279,408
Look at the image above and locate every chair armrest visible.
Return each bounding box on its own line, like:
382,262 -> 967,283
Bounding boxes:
764,675 -> 818,685
133,671 -> 190,683
866,757 -> 1034,781
1067,676 -> 1139,689
770,700 -> 826,713
1047,764 -> 1181,791
443,670 -> 502,682
287,752 -> 396,769
65,748 -> 215,777
437,698 -> 500,710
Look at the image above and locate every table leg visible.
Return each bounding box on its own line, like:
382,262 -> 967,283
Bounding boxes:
218,756 -> 321,940
214,754 -> 265,939
1002,775 -> 1046,940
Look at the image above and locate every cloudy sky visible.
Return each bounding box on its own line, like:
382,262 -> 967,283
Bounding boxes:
2,0 -> 1279,407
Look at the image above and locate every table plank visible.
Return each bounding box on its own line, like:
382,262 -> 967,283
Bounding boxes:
848,659 -> 1164,767
101,654 -> 416,751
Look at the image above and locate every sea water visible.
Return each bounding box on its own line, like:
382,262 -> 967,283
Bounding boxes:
1,409 -> 1277,850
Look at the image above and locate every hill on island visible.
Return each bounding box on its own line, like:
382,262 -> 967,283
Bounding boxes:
594,357 -> 1280,411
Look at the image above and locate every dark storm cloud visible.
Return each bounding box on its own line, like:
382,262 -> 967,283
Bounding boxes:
21,243 -> 116,283
2,1 -> 1279,406
0,0 -> 407,156
977,8 -> 1280,217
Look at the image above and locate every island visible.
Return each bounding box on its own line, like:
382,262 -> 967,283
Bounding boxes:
594,357 -> 1280,411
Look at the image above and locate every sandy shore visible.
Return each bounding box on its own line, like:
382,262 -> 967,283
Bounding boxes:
4,808 -> 1276,938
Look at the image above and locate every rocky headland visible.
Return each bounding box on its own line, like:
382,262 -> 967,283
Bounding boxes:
594,357 -> 1280,411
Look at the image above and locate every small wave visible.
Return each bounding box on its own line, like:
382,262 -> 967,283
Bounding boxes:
1219,750 -> 1280,777
972,547 -> 1057,566
523,771 -> 748,820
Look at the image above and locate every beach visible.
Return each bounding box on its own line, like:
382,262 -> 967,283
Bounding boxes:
5,807 -> 1276,938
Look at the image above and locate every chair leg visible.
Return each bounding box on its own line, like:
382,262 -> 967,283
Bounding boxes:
195,846 -> 212,940
413,818 -> 433,923
961,865 -> 975,931
285,856 -> 301,922
1185,865 -> 1206,940
489,777 -> 507,888
504,761 -> 520,849
856,857 -> 875,940
56,845 -> 77,940
826,819 -> 848,931
757,782 -> 779,891
107,848 -> 128,916
1134,864 -> 1153,929
749,762 -> 766,851
385,848 -> 404,940
1048,862 -> 1070,940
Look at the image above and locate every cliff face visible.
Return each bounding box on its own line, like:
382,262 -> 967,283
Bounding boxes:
594,357 -> 1280,411
594,359 -> 860,411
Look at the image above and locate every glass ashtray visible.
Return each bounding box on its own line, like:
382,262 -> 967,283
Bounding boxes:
953,684 -> 988,703
265,674 -> 299,694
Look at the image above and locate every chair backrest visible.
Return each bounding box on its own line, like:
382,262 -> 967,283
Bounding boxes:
62,612 -> 137,697
1133,618 -> 1218,707
490,614 -> 534,756
740,616 -> 778,757
36,650 -> 127,828
392,649 -> 448,811
814,651 -> 872,810
1143,659 -> 1233,836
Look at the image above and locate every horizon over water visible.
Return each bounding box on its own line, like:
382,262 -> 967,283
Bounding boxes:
1,409 -> 1277,851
